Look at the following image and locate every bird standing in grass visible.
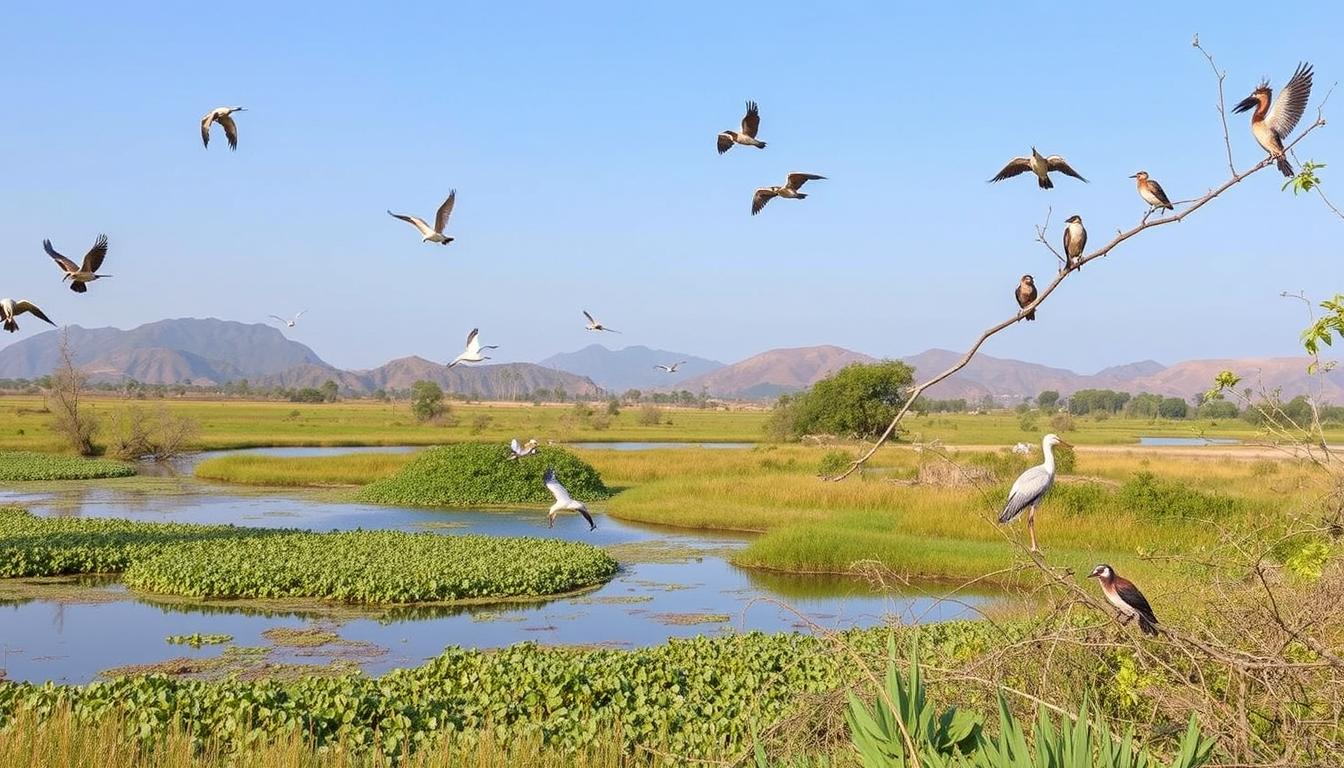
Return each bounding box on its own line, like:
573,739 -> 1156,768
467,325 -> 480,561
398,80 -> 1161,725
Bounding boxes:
507,438 -> 539,460
751,173 -> 825,215
0,298 -> 56,333
718,101 -> 766,154
1233,63 -> 1313,177
989,148 -> 1087,189
1130,171 -> 1172,213
447,328 -> 496,367
544,467 -> 596,531
1089,564 -> 1159,636
44,235 -> 111,293
1063,215 -> 1087,271
201,106 -> 245,150
1015,275 -> 1038,321
999,432 -> 1070,552
388,191 -> 457,245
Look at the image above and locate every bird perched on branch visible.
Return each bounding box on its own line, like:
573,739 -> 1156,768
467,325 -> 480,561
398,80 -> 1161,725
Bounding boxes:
544,467 -> 596,531
989,148 -> 1086,189
999,432 -> 1071,552
44,235 -> 111,293
1129,171 -> 1172,213
655,361 -> 686,373
201,106 -> 245,150
717,101 -> 766,154
583,310 -> 620,333
1089,564 -> 1159,636
507,438 -> 539,460
388,191 -> 457,245
1063,215 -> 1087,271
0,298 -> 55,333
1015,275 -> 1038,321
447,328 -> 496,367
1233,63 -> 1313,177
751,173 -> 825,215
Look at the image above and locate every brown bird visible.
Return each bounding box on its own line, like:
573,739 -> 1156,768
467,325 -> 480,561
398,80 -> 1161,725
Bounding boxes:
1233,63 -> 1313,177
44,235 -> 111,293
1089,564 -> 1159,637
1063,215 -> 1087,270
0,298 -> 56,333
751,173 -> 825,215
200,106 -> 245,150
990,148 -> 1087,189
1129,171 -> 1172,213
1015,275 -> 1038,321
717,101 -> 766,154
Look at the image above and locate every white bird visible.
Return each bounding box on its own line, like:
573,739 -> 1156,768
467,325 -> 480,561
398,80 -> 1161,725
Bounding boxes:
268,310 -> 306,328
654,361 -> 686,373
44,235 -> 110,293
998,433 -> 1071,552
0,298 -> 56,333
201,106 -> 245,150
507,438 -> 539,460
447,328 -> 497,368
543,467 -> 596,531
751,173 -> 826,215
583,310 -> 620,333
717,100 -> 766,154
387,191 -> 456,245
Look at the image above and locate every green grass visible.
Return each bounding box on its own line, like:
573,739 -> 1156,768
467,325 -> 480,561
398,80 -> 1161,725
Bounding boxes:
194,451 -> 415,486
358,444 -> 612,507
0,451 -> 135,481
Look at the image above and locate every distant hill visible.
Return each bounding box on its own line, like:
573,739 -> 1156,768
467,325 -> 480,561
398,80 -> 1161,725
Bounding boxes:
539,344 -> 724,392
254,357 -> 601,399
680,345 -> 875,399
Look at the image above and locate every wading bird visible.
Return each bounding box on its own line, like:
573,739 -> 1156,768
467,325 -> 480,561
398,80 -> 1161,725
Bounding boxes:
201,106 -> 245,150
1089,564 -> 1159,636
751,173 -> 826,215
1130,171 -> 1172,213
544,467 -> 596,531
507,438 -> 539,460
1233,63 -> 1313,177
999,432 -> 1071,552
655,361 -> 686,373
447,328 -> 496,368
989,148 -> 1087,189
583,310 -> 620,333
387,190 -> 457,245
1015,275 -> 1038,321
0,298 -> 55,333
717,101 -> 766,154
44,235 -> 110,293
1063,215 -> 1087,271
269,310 -> 306,328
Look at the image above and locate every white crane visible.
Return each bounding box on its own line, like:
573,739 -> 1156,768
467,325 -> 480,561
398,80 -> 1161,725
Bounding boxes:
201,106 -> 245,150
583,310 -> 620,333
507,438 -> 539,460
654,361 -> 686,373
998,433 -> 1071,552
269,310 -> 306,328
447,328 -> 496,368
44,235 -> 110,293
387,190 -> 456,245
0,298 -> 56,333
544,467 -> 596,531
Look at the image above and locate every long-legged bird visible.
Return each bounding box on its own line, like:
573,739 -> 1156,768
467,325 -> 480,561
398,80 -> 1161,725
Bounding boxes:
388,191 -> 457,245
752,173 -> 825,215
201,106 -> 245,150
447,328 -> 496,367
44,235 -> 110,293
0,299 -> 55,333
544,467 -> 596,531
990,148 -> 1086,189
717,101 -> 766,154
999,432 -> 1071,552
1089,564 -> 1159,636
1234,63 -> 1313,177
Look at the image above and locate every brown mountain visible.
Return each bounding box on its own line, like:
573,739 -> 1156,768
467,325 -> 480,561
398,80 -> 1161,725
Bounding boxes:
253,356 -> 600,399
679,345 -> 876,399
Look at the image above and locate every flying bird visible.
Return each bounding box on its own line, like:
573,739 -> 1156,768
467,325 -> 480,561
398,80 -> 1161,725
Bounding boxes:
44,235 -> 110,293
998,433 -> 1071,552
507,438 -> 539,460
989,148 -> 1087,189
201,106 -> 245,150
1089,564 -> 1159,637
1063,215 -> 1087,271
387,190 -> 457,245
751,173 -> 826,215
1233,63 -> 1313,177
269,310 -> 306,328
655,361 -> 687,373
717,101 -> 766,154
447,328 -> 496,368
1015,275 -> 1038,321
543,467 -> 596,531
0,299 -> 55,333
1130,171 -> 1173,213
583,310 -> 620,333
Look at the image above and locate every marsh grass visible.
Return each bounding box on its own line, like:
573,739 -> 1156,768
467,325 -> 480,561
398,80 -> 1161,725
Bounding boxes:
194,452 -> 415,487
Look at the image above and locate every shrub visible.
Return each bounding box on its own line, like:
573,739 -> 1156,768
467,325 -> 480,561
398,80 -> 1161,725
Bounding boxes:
357,444 -> 612,507
410,380 -> 446,423
0,453 -> 135,482
1117,472 -> 1245,520
817,451 -> 851,476
1049,413 -> 1075,433
638,404 -> 664,426
767,361 -> 914,440
469,414 -> 493,435
106,405 -> 199,461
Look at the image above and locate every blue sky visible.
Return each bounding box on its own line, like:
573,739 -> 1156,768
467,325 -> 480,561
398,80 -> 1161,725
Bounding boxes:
2,2 -> 1341,373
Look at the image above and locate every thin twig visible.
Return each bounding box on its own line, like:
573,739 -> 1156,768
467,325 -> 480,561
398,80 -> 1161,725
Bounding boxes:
1192,34 -> 1237,175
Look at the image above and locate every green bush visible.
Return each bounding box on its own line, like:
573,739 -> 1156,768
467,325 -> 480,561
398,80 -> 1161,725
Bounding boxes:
357,443 -> 612,507
0,451 -> 135,481
817,451 -> 851,476
1117,472 -> 1245,521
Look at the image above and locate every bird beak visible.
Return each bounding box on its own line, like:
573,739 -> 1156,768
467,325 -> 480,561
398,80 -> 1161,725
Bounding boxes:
1059,439 -> 1073,448
1232,96 -> 1257,114
1127,173 -> 1138,179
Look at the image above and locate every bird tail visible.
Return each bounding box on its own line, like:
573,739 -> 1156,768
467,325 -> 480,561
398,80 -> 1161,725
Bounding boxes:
1025,310 -> 1036,321
2,320 -> 16,333
755,140 -> 767,149
997,502 -> 1020,524
1039,176 -> 1054,190
794,193 -> 808,200
1139,615 -> 1159,637
70,282 -> 87,294
1277,156 -> 1295,177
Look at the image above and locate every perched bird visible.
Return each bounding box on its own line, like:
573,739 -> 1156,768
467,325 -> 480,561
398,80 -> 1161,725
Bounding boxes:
387,191 -> 457,245
717,100 -> 766,154
989,148 -> 1087,189
1233,63 -> 1314,177
543,467 -> 596,531
201,106 -> 245,150
44,235 -> 111,293
1089,564 -> 1159,637
507,438 -> 539,460
1015,275 -> 1038,321
1063,215 -> 1087,270
447,328 -> 496,368
269,310 -> 306,328
998,433 -> 1071,552
751,173 -> 826,215
654,361 -> 686,373
1130,171 -> 1173,213
0,298 -> 55,333
583,310 -> 620,333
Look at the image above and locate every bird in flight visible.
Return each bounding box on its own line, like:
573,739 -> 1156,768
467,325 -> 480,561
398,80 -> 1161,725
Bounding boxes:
44,235 -> 111,293
507,438 -> 539,460
1233,63 -> 1313,177
1063,215 -> 1087,271
1130,171 -> 1173,213
201,106 -> 245,150
0,299 -> 55,333
387,190 -> 457,245
583,310 -> 620,333
269,310 -> 306,328
654,361 -> 687,373
447,328 -> 497,368
717,101 -> 766,154
751,173 -> 826,215
1015,275 -> 1038,321
999,433 -> 1071,552
543,467 -> 596,531
989,148 -> 1087,189
1089,564 -> 1159,636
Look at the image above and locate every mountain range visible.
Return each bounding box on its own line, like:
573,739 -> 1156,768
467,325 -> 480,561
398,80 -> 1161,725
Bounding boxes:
538,344 -> 724,392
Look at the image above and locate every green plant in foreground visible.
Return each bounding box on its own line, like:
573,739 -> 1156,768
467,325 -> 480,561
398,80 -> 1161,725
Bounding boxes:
0,451 -> 135,481
165,634 -> 232,648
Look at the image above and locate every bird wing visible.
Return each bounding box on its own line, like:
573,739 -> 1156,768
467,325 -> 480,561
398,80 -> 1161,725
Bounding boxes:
1045,156 -> 1087,182
268,315 -> 287,324
14,301 -> 55,326
583,310 -> 596,325
510,438 -> 522,455
1147,180 -> 1173,207
1266,62 -> 1313,138
544,468 -> 573,504
989,157 -> 1031,182
1064,226 -> 1086,257
295,310 -> 306,321
200,112 -> 215,147
217,114 -> 239,150
785,173 -> 824,191
1114,577 -> 1157,624
387,211 -> 434,237
751,188 -> 776,215
81,235 -> 109,272
434,190 -> 456,234
716,132 -> 734,154
576,504 -> 595,529
464,327 -> 481,354
741,101 -> 761,138
43,240 -> 80,272
998,464 -> 1052,523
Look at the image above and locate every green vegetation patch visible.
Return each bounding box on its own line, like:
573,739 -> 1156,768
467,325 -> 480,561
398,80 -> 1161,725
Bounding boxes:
0,451 -> 135,481
357,443 -> 612,507
123,530 -> 619,604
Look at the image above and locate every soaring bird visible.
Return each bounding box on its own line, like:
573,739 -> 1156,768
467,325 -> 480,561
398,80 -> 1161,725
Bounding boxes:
1015,275 -> 1038,321
269,310 -> 306,328
44,235 -> 110,293
1234,63 -> 1313,177
999,433 -> 1071,552
717,101 -> 766,154
0,299 -> 55,333
201,106 -> 245,150
751,173 -> 826,215
989,148 -> 1087,189
1089,564 -> 1159,637
507,438 -> 539,460
387,191 -> 457,245
1130,171 -> 1173,213
447,328 -> 496,368
543,467 -> 596,531
1063,215 -> 1087,271
655,361 -> 686,373
583,310 -> 620,333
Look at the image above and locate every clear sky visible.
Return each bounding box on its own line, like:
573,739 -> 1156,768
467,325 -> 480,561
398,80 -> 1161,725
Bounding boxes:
2,2 -> 1341,374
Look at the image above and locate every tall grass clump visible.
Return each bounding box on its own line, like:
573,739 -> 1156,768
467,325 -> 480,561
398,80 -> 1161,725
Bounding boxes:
195,452 -> 414,487
358,444 -> 611,507
0,451 -> 135,481
1117,471 -> 1245,521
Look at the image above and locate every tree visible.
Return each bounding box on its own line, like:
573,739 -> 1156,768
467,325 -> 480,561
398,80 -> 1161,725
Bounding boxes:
767,361 -> 914,441
320,380 -> 339,403
48,330 -> 98,455
1036,390 -> 1060,410
1158,396 -> 1189,419
410,380 -> 446,422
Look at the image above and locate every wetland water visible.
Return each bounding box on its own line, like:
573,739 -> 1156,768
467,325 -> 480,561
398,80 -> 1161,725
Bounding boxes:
0,445 -> 994,684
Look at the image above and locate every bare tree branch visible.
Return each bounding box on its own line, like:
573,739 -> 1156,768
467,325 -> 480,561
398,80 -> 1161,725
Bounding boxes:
1192,34 -> 1237,175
